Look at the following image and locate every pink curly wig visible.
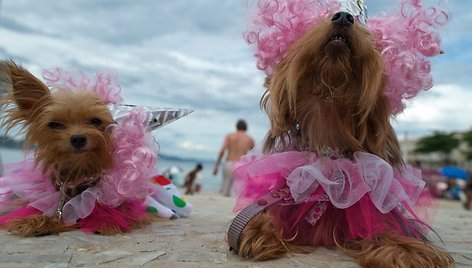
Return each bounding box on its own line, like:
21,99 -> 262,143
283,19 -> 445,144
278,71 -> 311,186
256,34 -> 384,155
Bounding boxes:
97,108 -> 157,206
42,68 -> 123,104
245,0 -> 448,114
42,69 -> 157,207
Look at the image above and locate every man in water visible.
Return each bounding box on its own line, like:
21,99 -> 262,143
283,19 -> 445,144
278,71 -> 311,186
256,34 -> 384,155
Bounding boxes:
213,119 -> 255,197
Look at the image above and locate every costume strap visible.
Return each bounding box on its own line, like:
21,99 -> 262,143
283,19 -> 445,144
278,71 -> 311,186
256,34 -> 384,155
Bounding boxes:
228,188 -> 292,253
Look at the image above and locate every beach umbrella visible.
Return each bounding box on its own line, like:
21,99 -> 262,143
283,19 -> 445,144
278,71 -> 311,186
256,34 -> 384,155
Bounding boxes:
440,166 -> 469,180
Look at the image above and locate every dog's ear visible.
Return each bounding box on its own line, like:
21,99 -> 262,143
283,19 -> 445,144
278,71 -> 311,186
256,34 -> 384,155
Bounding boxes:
0,60 -> 50,111
261,66 -> 295,153
0,63 -> 14,98
353,50 -> 403,167
357,51 -> 386,124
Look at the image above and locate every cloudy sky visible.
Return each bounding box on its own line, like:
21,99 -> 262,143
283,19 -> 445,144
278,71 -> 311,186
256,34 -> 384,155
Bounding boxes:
0,0 -> 470,161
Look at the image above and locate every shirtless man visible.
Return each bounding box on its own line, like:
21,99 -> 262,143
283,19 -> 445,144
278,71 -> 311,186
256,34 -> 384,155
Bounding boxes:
213,119 -> 255,197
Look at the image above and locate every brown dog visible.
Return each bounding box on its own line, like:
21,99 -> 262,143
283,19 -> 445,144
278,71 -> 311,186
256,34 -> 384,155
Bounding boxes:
229,11 -> 453,268
0,61 -> 150,236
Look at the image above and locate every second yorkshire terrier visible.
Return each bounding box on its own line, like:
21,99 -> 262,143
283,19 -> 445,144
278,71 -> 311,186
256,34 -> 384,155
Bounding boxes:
0,61 -> 191,236
228,1 -> 453,267
0,61 -> 134,236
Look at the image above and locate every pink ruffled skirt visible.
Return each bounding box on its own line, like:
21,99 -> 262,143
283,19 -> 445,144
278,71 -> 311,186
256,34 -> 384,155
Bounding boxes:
233,150 -> 433,245
0,161 -> 147,233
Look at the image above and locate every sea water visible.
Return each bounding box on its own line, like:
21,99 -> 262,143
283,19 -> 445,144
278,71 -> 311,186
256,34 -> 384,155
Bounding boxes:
0,148 -> 221,193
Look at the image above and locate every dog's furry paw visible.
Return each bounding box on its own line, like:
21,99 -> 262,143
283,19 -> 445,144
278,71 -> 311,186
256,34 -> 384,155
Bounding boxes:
237,212 -> 311,261
7,215 -> 66,237
94,226 -> 126,235
343,234 -> 454,268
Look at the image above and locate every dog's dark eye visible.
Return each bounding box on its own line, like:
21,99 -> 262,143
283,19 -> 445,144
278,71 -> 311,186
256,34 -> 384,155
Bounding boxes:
90,118 -> 102,127
48,122 -> 64,130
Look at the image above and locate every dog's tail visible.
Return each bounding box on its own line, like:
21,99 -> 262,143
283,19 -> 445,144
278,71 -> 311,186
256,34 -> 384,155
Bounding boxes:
339,233 -> 454,268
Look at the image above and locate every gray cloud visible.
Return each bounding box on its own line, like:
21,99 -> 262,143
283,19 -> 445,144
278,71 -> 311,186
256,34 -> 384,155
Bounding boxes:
0,0 -> 470,160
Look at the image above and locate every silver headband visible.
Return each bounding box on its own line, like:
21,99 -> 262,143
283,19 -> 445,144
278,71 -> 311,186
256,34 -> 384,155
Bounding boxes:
108,104 -> 193,131
339,0 -> 368,24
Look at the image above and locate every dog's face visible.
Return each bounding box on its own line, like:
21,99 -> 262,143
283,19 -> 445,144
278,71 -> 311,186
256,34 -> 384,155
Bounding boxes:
32,91 -> 115,182
263,12 -> 402,166
0,61 -> 114,185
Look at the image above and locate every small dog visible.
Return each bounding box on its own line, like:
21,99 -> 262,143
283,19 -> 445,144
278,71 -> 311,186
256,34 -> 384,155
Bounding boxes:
229,2 -> 453,267
0,61 -> 191,236
0,61 -> 120,235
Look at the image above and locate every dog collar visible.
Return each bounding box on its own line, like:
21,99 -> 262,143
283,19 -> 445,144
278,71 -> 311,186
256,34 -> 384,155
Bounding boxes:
53,175 -> 101,220
228,188 -> 293,253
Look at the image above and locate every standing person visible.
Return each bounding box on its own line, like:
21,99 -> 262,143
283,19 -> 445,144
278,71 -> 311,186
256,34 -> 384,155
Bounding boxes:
464,181 -> 472,210
213,119 -> 255,197
184,163 -> 203,195
464,172 -> 472,210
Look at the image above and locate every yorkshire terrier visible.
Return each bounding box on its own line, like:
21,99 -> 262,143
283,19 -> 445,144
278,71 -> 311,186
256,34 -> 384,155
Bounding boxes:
229,6 -> 453,268
0,61 -> 193,236
1,61 -> 136,236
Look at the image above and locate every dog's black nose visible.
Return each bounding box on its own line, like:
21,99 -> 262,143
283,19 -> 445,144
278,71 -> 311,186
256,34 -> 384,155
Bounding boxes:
331,11 -> 354,26
70,134 -> 87,149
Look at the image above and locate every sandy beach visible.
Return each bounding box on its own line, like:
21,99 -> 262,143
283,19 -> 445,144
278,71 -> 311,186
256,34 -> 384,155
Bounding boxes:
0,193 -> 471,268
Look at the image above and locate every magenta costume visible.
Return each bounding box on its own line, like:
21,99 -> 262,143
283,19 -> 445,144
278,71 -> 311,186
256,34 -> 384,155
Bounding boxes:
233,149 -> 434,244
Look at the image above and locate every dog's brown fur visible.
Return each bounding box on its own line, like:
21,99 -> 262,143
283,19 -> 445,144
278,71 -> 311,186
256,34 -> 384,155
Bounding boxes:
0,61 -> 149,236
6,215 -> 73,236
237,16 -> 453,267
262,19 -> 402,167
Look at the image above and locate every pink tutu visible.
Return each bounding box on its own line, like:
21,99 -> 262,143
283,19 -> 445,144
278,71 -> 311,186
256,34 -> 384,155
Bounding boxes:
0,160 -> 132,226
233,150 -> 432,245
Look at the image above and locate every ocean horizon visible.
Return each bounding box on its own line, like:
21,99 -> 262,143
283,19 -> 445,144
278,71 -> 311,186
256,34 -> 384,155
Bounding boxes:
0,147 -> 221,193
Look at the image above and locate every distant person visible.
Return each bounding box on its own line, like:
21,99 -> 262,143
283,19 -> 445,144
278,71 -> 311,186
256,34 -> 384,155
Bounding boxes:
184,163 -> 203,195
213,119 -> 255,197
464,180 -> 472,210
464,172 -> 472,210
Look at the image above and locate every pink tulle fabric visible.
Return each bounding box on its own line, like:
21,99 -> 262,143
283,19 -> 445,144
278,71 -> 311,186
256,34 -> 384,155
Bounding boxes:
233,150 -> 430,241
0,206 -> 41,226
0,108 -> 156,225
42,68 -> 123,104
234,150 -> 424,212
0,161 -> 57,216
245,0 -> 448,114
269,195 -> 427,245
78,200 -> 148,234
